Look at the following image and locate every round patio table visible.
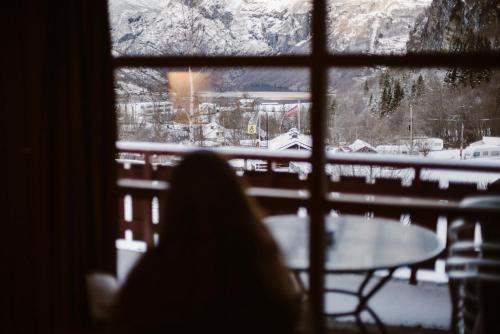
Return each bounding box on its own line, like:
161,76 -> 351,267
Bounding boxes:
264,215 -> 444,334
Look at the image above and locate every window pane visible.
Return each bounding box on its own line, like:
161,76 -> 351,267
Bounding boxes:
115,67 -> 310,146
109,0 -> 312,56
327,67 -> 500,184
327,0 -> 500,54
115,67 -> 311,270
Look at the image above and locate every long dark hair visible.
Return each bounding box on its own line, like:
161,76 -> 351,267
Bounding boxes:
111,151 -> 298,334
160,151 -> 281,262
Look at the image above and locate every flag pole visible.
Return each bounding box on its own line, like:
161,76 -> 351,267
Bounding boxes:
298,100 -> 301,133
266,111 -> 269,148
257,109 -> 261,145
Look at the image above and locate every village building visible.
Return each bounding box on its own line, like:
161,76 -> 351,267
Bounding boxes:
267,128 -> 312,151
248,128 -> 313,173
195,121 -> 227,146
338,139 -> 377,153
464,136 -> 500,159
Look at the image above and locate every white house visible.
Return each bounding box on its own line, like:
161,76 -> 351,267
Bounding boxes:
198,121 -> 227,146
464,136 -> 500,160
246,128 -> 311,172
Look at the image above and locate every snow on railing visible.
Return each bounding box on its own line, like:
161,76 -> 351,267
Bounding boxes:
117,141 -> 310,162
117,140 -> 500,172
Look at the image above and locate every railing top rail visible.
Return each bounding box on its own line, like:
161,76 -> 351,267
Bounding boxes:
116,141 -> 500,173
325,152 -> 500,173
116,141 -> 310,162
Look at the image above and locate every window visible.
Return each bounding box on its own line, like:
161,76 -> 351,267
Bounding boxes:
110,0 -> 500,330
492,151 -> 500,157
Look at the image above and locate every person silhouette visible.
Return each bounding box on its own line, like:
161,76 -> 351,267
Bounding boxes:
110,151 -> 300,334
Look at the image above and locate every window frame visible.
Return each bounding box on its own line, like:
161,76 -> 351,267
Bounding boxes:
111,0 -> 500,331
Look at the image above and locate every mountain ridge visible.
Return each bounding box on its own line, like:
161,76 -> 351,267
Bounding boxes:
109,0 -> 432,97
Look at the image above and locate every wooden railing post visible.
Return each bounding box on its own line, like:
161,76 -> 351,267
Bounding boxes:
142,153 -> 154,247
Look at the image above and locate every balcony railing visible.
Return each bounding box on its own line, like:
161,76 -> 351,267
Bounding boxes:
116,141 -> 500,282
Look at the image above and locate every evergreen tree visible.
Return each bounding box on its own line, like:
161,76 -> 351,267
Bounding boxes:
378,72 -> 406,117
390,80 -> 404,112
415,74 -> 425,98
379,72 -> 393,117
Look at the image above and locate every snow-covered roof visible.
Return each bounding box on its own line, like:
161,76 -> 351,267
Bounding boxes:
267,128 -> 312,151
468,136 -> 500,148
349,139 -> 377,153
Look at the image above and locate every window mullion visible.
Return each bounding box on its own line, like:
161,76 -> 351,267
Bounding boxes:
309,0 -> 329,333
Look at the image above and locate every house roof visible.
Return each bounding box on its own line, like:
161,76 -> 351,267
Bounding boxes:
468,136 -> 500,147
267,128 -> 312,151
348,139 -> 377,153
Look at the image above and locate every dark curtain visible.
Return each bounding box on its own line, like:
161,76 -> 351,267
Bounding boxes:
1,0 -> 116,333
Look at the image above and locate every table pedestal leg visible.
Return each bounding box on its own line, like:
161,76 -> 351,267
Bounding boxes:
325,268 -> 396,334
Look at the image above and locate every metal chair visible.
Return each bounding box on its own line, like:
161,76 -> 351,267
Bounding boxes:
446,196 -> 500,334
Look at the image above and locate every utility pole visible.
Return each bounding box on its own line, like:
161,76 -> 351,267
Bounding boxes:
257,110 -> 261,146
460,120 -> 464,159
458,105 -> 467,159
409,104 -> 414,155
298,100 -> 301,133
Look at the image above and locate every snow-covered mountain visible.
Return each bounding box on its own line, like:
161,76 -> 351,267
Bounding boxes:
407,0 -> 500,52
109,0 -> 311,56
108,0 -> 433,96
110,0 -> 433,56
328,0 -> 431,54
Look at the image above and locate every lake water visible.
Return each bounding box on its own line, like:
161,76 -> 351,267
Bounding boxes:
198,91 -> 311,102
